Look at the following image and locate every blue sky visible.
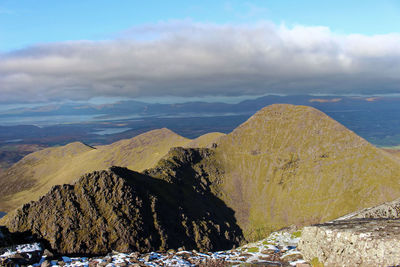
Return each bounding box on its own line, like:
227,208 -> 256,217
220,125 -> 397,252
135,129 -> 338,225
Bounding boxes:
1,1 -> 400,103
1,0 -> 400,52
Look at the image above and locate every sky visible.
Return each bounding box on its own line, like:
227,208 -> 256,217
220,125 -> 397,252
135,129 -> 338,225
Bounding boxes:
1,0 -> 400,104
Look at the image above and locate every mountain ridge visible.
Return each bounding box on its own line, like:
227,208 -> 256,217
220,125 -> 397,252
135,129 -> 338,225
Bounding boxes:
0,128 -> 190,211
2,167 -> 242,254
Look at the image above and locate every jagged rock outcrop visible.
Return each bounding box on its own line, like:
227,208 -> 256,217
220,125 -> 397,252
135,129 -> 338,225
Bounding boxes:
144,147 -> 222,195
2,167 -> 242,255
336,197 -> 400,220
298,219 -> 400,266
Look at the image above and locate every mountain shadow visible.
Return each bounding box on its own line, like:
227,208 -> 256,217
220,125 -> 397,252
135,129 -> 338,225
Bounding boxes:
2,166 -> 243,255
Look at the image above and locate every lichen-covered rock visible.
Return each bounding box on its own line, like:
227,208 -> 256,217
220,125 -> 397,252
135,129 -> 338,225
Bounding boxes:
298,219 -> 400,266
336,197 -> 400,220
2,167 -> 243,255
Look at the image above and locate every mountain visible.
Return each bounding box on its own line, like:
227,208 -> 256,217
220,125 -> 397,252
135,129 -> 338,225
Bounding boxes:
211,104 -> 400,240
2,104 -> 400,244
141,104 -> 400,241
0,128 -> 190,211
2,167 -> 242,254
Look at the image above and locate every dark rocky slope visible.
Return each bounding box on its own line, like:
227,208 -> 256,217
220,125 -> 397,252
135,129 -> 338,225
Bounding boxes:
2,166 -> 242,255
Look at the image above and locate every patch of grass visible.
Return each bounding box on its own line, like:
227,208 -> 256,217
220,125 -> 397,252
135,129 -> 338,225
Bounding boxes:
310,257 -> 324,267
291,230 -> 302,238
262,240 -> 273,245
246,247 -> 259,253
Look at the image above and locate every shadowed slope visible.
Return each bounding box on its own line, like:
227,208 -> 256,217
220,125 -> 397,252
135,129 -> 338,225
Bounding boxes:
213,104 -> 400,240
2,167 -> 243,255
0,129 -> 190,211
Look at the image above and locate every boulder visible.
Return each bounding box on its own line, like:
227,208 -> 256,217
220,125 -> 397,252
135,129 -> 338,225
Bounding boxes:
298,219 -> 400,266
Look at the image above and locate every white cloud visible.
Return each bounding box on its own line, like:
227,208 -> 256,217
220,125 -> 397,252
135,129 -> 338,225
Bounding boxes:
1,21 -> 400,103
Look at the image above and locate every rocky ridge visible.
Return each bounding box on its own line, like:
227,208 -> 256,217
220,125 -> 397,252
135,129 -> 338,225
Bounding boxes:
336,196 -> 400,220
2,166 -> 242,255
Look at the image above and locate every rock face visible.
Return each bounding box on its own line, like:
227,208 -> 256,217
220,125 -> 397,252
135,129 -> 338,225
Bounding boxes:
336,197 -> 400,220
298,219 -> 400,267
2,167 -> 242,255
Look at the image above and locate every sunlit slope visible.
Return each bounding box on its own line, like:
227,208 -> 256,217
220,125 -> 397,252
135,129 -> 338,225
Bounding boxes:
0,128 -> 190,211
214,104 -> 400,240
184,132 -> 225,148
382,148 -> 400,158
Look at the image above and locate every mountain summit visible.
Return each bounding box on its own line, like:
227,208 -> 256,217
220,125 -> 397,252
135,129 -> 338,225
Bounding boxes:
213,104 -> 400,239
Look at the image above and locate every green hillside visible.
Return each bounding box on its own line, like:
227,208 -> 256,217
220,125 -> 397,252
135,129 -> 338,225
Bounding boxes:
0,128 -> 190,211
213,104 -> 400,240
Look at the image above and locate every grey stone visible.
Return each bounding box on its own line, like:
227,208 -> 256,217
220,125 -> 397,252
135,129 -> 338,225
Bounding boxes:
336,197 -> 400,220
298,218 -> 400,267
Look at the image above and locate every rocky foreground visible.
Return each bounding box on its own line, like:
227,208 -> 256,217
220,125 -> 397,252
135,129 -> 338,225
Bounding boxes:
298,197 -> 400,267
0,229 -> 307,266
299,219 -> 400,267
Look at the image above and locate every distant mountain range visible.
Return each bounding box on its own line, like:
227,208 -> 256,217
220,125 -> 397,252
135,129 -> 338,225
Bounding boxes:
2,95 -> 400,119
0,95 -> 399,148
2,104 -> 400,254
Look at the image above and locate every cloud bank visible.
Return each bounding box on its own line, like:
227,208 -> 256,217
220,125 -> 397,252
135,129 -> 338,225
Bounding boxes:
1,21 -> 400,103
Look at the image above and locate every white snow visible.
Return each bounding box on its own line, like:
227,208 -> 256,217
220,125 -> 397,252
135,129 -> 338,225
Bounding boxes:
0,242 -> 41,257
1,229 -> 306,266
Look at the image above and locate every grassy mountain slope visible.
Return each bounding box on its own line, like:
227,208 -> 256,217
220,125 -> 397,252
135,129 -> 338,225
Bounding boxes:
184,132 -> 225,148
0,128 -> 190,211
382,147 -> 400,158
213,104 -> 400,240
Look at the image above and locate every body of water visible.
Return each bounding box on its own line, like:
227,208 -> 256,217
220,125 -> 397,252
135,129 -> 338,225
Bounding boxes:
93,128 -> 132,135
